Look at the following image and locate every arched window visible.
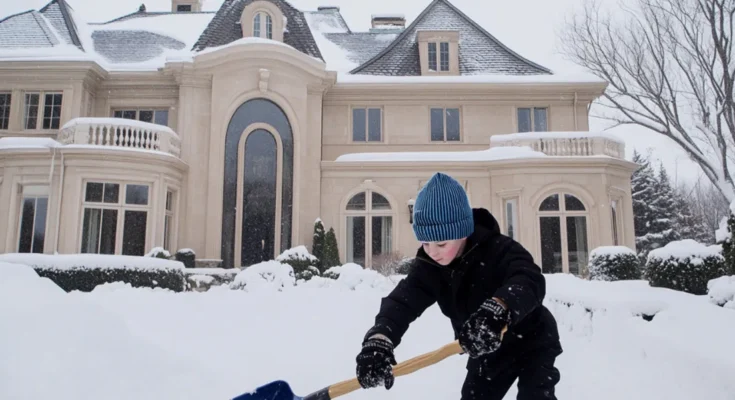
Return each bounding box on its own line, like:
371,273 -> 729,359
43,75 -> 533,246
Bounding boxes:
345,190 -> 393,268
253,12 -> 273,39
538,193 -> 589,275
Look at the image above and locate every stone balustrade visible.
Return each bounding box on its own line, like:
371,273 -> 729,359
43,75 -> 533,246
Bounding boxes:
58,117 -> 181,158
490,132 -> 625,159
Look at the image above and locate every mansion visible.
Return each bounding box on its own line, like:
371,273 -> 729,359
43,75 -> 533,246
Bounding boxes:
0,0 -> 637,274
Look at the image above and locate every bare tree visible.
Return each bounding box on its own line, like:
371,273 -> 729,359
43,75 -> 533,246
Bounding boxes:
560,0 -> 735,201
677,178 -> 731,241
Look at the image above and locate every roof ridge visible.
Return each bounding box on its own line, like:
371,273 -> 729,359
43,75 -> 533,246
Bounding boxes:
92,10 -> 216,25
55,0 -> 84,50
31,11 -> 60,46
0,9 -> 35,24
349,0 -> 440,74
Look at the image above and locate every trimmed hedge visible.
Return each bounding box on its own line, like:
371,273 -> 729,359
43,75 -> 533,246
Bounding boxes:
35,266 -> 188,292
276,246 -> 321,281
645,239 -> 727,295
588,246 -> 641,281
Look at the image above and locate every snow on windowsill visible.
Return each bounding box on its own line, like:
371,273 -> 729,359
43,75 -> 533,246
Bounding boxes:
334,146 -> 546,162
491,131 -> 625,144
0,253 -> 184,271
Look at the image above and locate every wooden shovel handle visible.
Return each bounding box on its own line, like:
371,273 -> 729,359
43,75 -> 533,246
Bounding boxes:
326,326 -> 508,399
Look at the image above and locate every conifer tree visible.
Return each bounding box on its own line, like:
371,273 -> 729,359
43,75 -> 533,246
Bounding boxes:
646,163 -> 679,250
312,218 -> 326,272
630,150 -> 658,258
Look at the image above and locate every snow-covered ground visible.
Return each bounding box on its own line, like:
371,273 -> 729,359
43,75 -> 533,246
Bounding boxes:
2,261 -> 734,400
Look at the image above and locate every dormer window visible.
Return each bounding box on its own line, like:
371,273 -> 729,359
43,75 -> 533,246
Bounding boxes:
417,31 -> 459,75
171,0 -> 201,12
177,5 -> 191,12
241,1 -> 284,42
253,12 -> 273,39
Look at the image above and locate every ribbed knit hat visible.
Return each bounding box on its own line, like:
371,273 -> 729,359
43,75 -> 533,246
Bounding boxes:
412,172 -> 474,242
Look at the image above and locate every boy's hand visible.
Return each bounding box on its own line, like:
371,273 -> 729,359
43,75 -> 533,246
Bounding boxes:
458,297 -> 510,358
356,335 -> 397,390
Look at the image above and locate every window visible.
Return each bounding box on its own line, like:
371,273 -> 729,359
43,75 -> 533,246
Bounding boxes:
611,199 -> 620,246
81,181 -> 150,256
352,107 -> 381,142
517,107 -> 548,132
345,190 -> 393,269
427,42 -> 449,71
253,12 -> 272,39
537,193 -> 589,275
24,92 -> 63,130
113,109 -> 169,127
177,4 -> 191,11
17,185 -> 49,253
430,107 -> 460,141
164,190 -> 176,252
504,198 -> 518,240
0,93 -> 10,130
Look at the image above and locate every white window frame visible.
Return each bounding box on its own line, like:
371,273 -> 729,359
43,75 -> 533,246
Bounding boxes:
537,192 -> 589,275
79,180 -> 152,255
23,91 -> 63,130
16,185 -> 50,253
344,189 -> 395,269
350,106 -> 383,142
516,106 -> 548,132
253,11 -> 273,39
427,41 -> 450,72
429,106 -> 461,142
163,188 -> 179,252
0,92 -> 11,130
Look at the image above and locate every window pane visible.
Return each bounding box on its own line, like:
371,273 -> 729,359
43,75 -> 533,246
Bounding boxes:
352,108 -> 366,141
241,129 -> 277,266
533,108 -> 548,131
138,110 -> 153,123
32,197 -> 48,253
166,191 -> 173,211
371,216 -> 393,268
540,216 -> 562,273
266,14 -> 273,39
430,108 -> 444,141
517,108 -> 531,132
81,208 -> 101,253
122,211 -> 147,256
347,216 -> 365,267
100,209 -> 117,254
122,110 -> 136,120
372,192 -> 391,210
505,198 -> 517,240
539,194 -> 559,211
104,183 -> 119,204
85,182 -> 103,202
611,205 -> 619,246
566,216 -> 588,275
42,93 -> 62,129
346,192 -> 366,210
177,4 -> 191,11
0,93 -> 10,130
445,108 -> 460,141
154,110 -> 169,126
18,198 -> 36,253
440,42 -> 449,71
564,194 -> 585,211
24,93 -> 39,129
164,215 -> 172,251
253,14 -> 260,37
113,110 -> 123,118
368,108 -> 381,141
428,42 -> 437,71
125,184 -> 149,205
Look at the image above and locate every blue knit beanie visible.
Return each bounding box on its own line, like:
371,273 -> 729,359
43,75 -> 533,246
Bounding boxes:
412,172 -> 474,242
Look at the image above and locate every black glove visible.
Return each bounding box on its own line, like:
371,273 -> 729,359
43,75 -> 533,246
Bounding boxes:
356,335 -> 397,390
458,298 -> 510,358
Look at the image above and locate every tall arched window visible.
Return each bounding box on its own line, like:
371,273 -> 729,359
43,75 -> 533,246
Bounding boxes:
253,12 -> 273,39
345,190 -> 393,268
538,193 -> 589,275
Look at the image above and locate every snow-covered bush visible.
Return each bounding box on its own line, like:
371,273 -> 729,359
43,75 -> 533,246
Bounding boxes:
645,239 -> 727,295
276,246 -> 320,280
716,201 -> 735,275
321,263 -> 398,291
145,247 -> 171,259
183,268 -> 239,291
588,246 -> 641,281
230,260 -> 295,291
0,253 -> 188,292
707,275 -> 735,309
175,248 -> 196,268
371,252 -> 413,276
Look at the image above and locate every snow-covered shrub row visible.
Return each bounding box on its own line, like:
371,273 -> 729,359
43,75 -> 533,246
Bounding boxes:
645,239 -> 728,295
228,260 -> 403,292
707,275 -> 735,309
183,268 -> 239,291
588,246 -> 641,281
0,253 -> 188,292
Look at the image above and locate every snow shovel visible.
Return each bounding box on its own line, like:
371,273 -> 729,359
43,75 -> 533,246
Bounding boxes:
232,327 -> 506,400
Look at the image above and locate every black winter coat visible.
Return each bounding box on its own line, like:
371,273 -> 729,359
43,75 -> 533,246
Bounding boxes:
364,208 -> 561,378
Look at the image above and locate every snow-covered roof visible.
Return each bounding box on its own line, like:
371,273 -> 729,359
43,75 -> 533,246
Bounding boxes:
334,146 -> 546,162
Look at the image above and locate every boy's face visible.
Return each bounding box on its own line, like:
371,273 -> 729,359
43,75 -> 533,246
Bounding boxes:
422,238 -> 467,266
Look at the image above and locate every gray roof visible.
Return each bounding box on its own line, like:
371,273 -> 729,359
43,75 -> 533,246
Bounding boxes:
350,0 -> 551,75
323,32 -> 399,66
39,0 -> 83,49
0,11 -> 59,48
91,30 -> 185,64
192,0 -> 323,60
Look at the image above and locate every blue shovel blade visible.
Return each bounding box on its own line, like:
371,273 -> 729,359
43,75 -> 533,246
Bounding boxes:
232,381 -> 303,400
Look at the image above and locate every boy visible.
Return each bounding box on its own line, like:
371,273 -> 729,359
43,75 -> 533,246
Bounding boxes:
355,173 -> 562,400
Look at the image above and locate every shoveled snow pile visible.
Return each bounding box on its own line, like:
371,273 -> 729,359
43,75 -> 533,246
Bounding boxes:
708,275 -> 735,309
1,262 -> 734,400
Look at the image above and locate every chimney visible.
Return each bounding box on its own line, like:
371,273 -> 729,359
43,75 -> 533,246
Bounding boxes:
370,14 -> 406,30
172,0 -> 201,12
